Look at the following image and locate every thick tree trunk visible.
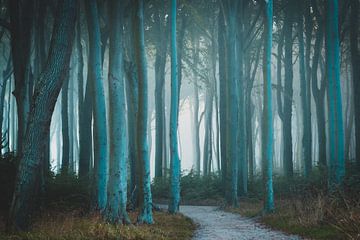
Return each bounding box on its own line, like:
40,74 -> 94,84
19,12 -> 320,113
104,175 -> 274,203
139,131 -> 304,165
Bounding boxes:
105,0 -> 130,224
8,0 -> 77,230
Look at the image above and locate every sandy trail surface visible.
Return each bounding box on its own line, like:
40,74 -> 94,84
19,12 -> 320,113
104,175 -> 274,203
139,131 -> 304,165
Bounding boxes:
180,205 -> 302,240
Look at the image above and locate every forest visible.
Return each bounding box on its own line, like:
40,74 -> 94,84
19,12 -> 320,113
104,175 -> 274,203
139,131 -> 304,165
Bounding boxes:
0,0 -> 359,239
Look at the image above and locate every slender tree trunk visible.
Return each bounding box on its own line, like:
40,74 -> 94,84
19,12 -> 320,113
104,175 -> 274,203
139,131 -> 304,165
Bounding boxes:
9,0 -> 34,152
283,2 -> 294,178
224,0 -> 240,207
262,0 -> 274,213
218,10 -> 228,184
8,0 -> 77,230
298,2 -> 312,176
350,0 -> 360,167
61,78 -> 70,173
168,0 -> 181,214
154,7 -> 167,178
325,0 -> 345,185
134,0 -> 153,223
77,12 -> 91,179
192,37 -> 201,174
311,1 -> 327,168
85,0 -> 108,211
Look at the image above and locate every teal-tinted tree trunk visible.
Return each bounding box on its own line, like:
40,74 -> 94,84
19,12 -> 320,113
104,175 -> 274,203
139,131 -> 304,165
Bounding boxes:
311,0 -> 326,168
192,37 -> 201,174
298,2 -> 312,176
77,13 -> 91,179
9,0 -> 33,152
125,61 -> 139,206
8,0 -> 77,230
350,0 -> 360,167
134,0 -> 153,224
283,1 -> 294,178
169,0 -> 181,214
105,0 -> 130,224
223,0 -> 239,207
85,0 -> 108,211
61,78 -> 70,173
218,11 -> 228,184
154,6 -> 168,178
325,0 -> 345,185
262,0 -> 274,213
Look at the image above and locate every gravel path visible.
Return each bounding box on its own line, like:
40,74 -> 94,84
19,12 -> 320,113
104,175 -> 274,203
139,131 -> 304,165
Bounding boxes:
180,206 -> 302,240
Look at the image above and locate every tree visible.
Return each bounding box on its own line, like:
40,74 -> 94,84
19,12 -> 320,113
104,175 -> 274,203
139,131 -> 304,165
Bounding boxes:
297,1 -> 312,176
223,0 -> 240,207
350,0 -> 360,167
154,3 -> 168,178
278,1 -> 294,178
105,0 -> 130,224
169,0 -> 181,214
85,0 -> 108,211
325,0 -> 345,185
134,0 -> 153,224
262,0 -> 274,213
8,0 -> 77,230
9,0 -> 34,151
61,77 -> 70,173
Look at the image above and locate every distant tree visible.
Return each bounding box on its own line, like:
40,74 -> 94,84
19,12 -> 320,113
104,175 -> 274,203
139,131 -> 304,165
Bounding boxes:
350,0 -> 360,167
61,77 -> 70,173
8,0 -> 77,230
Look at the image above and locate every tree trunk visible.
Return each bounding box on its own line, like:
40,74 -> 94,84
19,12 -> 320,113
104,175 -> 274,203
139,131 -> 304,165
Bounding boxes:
350,0 -> 360,167
168,0 -> 181,214
134,0 -> 153,223
8,0 -> 77,230
105,0 -> 130,224
325,0 -> 345,185
154,7 -> 168,178
85,0 -> 108,211
262,0 -> 274,213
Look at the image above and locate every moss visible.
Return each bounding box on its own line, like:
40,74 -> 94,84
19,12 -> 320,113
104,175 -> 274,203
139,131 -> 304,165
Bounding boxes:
0,210 -> 196,240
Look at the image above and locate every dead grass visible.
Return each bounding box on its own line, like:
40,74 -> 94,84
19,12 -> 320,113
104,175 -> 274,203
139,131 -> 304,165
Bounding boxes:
0,210 -> 196,240
226,195 -> 360,240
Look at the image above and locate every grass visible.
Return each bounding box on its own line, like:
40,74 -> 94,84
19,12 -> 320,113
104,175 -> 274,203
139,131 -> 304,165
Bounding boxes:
0,210 -> 196,240
226,196 -> 358,240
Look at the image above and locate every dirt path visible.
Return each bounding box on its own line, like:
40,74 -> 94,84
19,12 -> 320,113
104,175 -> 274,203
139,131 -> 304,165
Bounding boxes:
180,206 -> 302,240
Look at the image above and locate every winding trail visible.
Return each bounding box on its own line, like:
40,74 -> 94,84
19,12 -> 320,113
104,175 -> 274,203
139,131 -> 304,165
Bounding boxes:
180,206 -> 302,240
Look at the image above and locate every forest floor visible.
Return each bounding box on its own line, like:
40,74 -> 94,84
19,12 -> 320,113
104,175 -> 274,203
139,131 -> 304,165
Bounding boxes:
179,205 -> 302,240
0,210 -> 196,240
